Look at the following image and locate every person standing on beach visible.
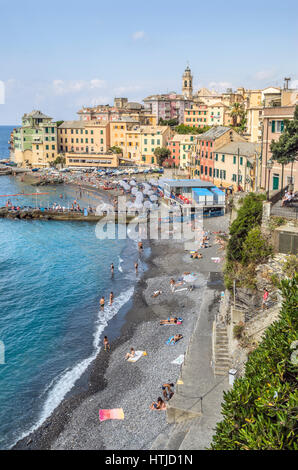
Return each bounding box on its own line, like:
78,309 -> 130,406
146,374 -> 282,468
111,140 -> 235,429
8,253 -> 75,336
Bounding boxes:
109,291 -> 114,305
110,263 -> 114,277
103,336 -> 110,351
100,296 -> 105,311
134,262 -> 138,274
262,288 -> 269,310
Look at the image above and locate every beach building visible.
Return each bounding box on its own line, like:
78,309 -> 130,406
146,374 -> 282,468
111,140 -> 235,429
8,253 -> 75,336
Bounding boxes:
12,110 -> 58,168
159,178 -> 225,215
213,141 -> 260,191
64,152 -> 119,168
197,126 -> 246,183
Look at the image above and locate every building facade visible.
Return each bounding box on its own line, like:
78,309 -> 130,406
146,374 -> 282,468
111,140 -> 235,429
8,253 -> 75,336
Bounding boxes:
261,104 -> 297,192
58,121 -> 110,155
198,126 -> 246,183
12,110 -> 58,167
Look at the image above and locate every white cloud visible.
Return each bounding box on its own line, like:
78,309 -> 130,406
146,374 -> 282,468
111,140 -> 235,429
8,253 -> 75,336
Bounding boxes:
52,79 -> 106,95
132,31 -> 145,40
208,81 -> 233,92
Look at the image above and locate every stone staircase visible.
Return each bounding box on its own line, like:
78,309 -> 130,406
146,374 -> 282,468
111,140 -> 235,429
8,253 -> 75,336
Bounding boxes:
151,421 -> 192,450
214,325 -> 231,376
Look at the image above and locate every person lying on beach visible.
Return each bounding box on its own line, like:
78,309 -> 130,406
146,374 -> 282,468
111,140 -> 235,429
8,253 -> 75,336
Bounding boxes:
190,252 -> 202,259
162,383 -> 174,401
160,317 -> 179,325
170,279 -> 184,292
152,290 -> 162,298
169,334 -> 183,344
150,397 -> 167,411
125,348 -> 135,360
103,336 -> 110,351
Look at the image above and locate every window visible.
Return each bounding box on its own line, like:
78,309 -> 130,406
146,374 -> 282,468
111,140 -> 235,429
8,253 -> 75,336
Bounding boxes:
144,139 -> 147,144
271,120 -> 275,133
221,155 -> 225,162
276,121 -> 284,133
46,145 -> 49,150
233,156 -> 236,164
232,174 -> 237,182
215,154 -> 218,161
209,167 -> 212,177
52,145 -> 55,150
240,157 -> 243,165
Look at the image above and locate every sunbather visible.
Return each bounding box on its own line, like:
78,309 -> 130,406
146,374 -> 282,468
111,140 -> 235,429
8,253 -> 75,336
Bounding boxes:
190,251 -> 202,259
125,347 -> 135,360
152,290 -> 162,298
160,317 -> 179,325
162,383 -> 175,401
169,334 -> 183,344
150,397 -> 167,411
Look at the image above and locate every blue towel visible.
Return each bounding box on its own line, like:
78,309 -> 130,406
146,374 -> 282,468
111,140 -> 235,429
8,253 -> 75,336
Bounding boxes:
166,336 -> 175,345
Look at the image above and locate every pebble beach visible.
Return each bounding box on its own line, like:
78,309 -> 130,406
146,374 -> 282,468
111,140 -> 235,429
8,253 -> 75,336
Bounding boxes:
13,213 -> 229,450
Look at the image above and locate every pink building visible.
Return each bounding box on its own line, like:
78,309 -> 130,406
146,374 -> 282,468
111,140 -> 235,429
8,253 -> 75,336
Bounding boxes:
143,93 -> 192,124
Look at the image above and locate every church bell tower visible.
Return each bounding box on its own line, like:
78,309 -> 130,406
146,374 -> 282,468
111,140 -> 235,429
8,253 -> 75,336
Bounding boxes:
182,66 -> 193,99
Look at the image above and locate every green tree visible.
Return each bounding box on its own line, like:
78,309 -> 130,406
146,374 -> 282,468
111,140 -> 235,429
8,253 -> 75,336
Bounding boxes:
56,120 -> 64,127
174,124 -> 211,135
230,102 -> 246,127
242,226 -> 272,264
158,118 -> 179,127
270,105 -> 298,188
153,147 -> 171,166
108,146 -> 122,154
210,274 -> 298,450
53,155 -> 66,168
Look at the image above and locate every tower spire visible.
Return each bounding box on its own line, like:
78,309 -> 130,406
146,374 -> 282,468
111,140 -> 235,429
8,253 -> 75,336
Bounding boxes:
182,65 -> 193,99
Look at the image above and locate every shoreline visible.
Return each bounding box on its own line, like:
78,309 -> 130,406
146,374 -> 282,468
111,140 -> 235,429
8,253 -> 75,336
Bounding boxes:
12,215 -> 228,450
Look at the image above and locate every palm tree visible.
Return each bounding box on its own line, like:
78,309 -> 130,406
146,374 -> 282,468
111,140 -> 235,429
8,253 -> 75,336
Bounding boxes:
230,102 -> 245,127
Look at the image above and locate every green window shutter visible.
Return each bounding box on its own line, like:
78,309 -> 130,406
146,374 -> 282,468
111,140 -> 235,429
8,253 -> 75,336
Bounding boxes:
240,157 -> 243,165
271,120 -> 275,133
215,154 -> 218,161
233,156 -> 236,164
281,121 -> 284,132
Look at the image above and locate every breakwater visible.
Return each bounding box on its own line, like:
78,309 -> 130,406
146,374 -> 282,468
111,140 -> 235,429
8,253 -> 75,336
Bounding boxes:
0,207 -> 140,223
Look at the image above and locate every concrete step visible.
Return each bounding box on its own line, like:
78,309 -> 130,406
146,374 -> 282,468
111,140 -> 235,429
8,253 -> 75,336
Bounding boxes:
164,422 -> 192,450
150,432 -> 171,450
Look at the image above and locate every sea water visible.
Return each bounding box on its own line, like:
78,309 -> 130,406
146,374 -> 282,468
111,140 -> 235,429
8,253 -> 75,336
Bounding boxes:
0,145 -> 140,448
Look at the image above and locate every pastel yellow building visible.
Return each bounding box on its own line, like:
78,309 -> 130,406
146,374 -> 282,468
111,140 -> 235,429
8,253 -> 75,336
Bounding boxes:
213,142 -> 260,191
139,125 -> 172,165
58,121 -> 110,154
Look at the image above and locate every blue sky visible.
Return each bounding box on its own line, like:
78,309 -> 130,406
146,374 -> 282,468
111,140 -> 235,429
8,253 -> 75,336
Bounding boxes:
0,0 -> 297,124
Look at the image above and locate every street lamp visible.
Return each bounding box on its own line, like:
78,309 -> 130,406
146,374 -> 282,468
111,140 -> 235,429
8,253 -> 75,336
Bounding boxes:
266,158 -> 273,201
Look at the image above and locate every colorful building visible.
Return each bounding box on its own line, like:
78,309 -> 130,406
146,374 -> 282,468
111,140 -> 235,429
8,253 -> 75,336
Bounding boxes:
139,125 -> 172,165
197,126 -> 246,183
261,103 -> 298,192
12,110 -> 58,167
143,93 -> 192,124
213,142 -> 260,191
58,121 -> 110,155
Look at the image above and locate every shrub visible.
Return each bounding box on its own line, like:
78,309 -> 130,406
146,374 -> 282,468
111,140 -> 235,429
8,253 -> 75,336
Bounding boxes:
233,322 -> 245,339
282,255 -> 298,278
241,227 -> 273,264
210,274 -> 298,450
227,193 -> 265,263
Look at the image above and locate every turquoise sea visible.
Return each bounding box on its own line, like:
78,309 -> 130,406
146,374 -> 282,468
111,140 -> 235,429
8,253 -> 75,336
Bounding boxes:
0,127 -> 140,448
